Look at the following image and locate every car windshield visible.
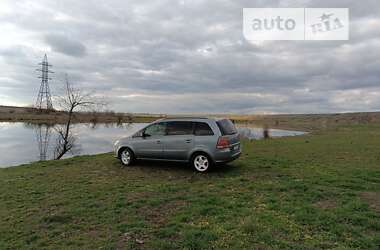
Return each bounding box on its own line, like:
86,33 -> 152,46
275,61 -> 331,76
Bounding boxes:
144,122 -> 166,136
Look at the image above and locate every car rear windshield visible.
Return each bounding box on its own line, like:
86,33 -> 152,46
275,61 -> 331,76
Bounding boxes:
216,119 -> 237,135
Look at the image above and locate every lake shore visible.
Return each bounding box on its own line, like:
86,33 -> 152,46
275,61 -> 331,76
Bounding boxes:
2,105 -> 380,131
0,105 -> 164,124
1,124 -> 379,248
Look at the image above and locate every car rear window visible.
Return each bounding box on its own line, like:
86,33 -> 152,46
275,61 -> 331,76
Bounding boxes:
216,119 -> 237,135
194,122 -> 214,136
166,121 -> 193,135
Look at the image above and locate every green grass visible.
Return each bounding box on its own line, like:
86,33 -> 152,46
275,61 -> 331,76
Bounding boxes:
1,124 -> 379,249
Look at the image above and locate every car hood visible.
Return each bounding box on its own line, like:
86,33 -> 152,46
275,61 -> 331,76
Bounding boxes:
114,135 -> 133,145
119,135 -> 133,142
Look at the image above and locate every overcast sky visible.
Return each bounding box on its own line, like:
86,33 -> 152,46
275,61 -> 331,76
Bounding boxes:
0,0 -> 379,114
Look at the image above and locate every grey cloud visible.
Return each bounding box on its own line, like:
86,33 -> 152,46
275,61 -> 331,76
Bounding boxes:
45,34 -> 87,57
0,0 -> 379,113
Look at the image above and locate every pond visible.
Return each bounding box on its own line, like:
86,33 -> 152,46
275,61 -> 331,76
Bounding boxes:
0,122 -> 307,168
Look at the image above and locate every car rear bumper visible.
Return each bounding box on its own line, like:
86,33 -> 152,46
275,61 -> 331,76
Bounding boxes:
215,151 -> 241,163
214,142 -> 241,163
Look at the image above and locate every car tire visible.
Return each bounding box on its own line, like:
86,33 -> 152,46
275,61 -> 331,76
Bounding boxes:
191,153 -> 212,172
119,148 -> 134,166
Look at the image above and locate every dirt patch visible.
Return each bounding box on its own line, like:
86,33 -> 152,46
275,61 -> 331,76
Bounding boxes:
116,232 -> 147,250
314,199 -> 338,209
125,191 -> 187,225
41,213 -> 72,224
142,199 -> 187,226
117,193 -> 186,248
125,191 -> 157,203
360,192 -> 380,213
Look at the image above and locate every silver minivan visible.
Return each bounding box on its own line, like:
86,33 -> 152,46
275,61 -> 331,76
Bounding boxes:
114,117 -> 241,172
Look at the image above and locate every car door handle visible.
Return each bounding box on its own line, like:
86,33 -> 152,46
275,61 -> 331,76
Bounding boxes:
185,139 -> 192,143
156,140 -> 161,144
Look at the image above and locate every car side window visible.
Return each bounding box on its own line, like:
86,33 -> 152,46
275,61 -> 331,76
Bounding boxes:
194,122 -> 214,136
166,121 -> 193,135
144,122 -> 166,136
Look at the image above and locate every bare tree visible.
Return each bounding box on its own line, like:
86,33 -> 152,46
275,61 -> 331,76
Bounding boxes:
54,75 -> 105,159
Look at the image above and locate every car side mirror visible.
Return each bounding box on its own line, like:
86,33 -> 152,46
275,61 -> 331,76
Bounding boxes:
133,131 -> 142,138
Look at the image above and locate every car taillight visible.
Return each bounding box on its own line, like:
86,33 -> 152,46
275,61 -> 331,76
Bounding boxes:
216,136 -> 230,149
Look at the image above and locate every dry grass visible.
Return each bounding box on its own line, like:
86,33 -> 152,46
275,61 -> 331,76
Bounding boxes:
0,105 -> 163,124
2,105 -> 380,132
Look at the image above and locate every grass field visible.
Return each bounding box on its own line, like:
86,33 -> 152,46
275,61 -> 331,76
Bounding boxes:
0,124 -> 379,249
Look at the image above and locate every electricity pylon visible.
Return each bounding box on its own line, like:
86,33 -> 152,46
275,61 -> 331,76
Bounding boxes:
35,54 -> 53,110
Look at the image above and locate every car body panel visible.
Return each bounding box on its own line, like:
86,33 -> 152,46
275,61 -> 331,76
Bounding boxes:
132,136 -> 163,158
163,134 -> 194,160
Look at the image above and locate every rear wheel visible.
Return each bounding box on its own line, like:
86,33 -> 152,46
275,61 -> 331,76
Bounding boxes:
120,148 -> 134,166
192,153 -> 212,172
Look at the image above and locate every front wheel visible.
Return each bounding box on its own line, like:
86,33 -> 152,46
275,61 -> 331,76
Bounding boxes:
120,148 -> 134,166
192,153 -> 212,172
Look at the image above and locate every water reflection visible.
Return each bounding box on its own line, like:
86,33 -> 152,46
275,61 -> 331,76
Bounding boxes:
237,126 -> 307,139
34,124 -> 53,161
0,122 -> 306,168
0,122 -> 147,168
